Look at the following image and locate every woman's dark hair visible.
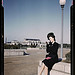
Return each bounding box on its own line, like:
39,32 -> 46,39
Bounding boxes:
47,32 -> 56,41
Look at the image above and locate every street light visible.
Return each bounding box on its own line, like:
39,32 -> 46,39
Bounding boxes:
59,0 -> 66,58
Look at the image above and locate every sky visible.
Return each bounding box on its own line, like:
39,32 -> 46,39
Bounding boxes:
3,0 -> 72,44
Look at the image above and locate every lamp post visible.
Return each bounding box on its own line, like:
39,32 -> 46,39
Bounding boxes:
59,0 -> 66,58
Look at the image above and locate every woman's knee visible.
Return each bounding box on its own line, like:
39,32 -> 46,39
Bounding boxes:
42,63 -> 45,66
45,65 -> 48,70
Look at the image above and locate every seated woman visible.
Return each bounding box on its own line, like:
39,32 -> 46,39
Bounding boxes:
39,32 -> 62,75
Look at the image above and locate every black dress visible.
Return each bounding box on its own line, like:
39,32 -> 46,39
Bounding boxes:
42,42 -> 59,71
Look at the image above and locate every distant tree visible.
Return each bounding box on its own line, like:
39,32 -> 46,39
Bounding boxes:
4,44 -> 20,49
65,51 -> 71,63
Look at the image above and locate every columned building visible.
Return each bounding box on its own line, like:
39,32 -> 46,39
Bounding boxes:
24,38 -> 41,46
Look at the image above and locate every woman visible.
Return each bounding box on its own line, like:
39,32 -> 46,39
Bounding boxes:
39,32 -> 60,75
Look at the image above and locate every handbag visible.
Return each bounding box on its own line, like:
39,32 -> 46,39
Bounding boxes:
45,57 -> 51,59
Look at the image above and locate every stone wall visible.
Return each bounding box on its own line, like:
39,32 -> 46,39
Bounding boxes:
4,49 -> 26,56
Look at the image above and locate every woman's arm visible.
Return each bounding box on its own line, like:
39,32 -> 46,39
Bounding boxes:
46,42 -> 59,54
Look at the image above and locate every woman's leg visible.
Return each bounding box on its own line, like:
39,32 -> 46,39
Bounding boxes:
39,63 -> 45,75
44,65 -> 48,75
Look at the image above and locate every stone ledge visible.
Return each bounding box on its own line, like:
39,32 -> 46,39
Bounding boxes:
38,60 -> 71,75
50,70 -> 70,75
27,48 -> 39,50
4,51 -> 24,56
52,62 -> 70,73
4,49 -> 27,56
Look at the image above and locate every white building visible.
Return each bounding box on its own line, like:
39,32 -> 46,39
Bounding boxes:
23,38 -> 41,46
39,42 -> 46,48
11,40 -> 19,45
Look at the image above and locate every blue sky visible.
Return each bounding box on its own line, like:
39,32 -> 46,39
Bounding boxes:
4,0 -> 72,44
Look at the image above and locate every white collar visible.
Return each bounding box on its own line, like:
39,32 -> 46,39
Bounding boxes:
52,41 -> 55,44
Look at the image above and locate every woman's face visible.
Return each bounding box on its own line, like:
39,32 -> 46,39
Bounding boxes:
49,37 -> 54,42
